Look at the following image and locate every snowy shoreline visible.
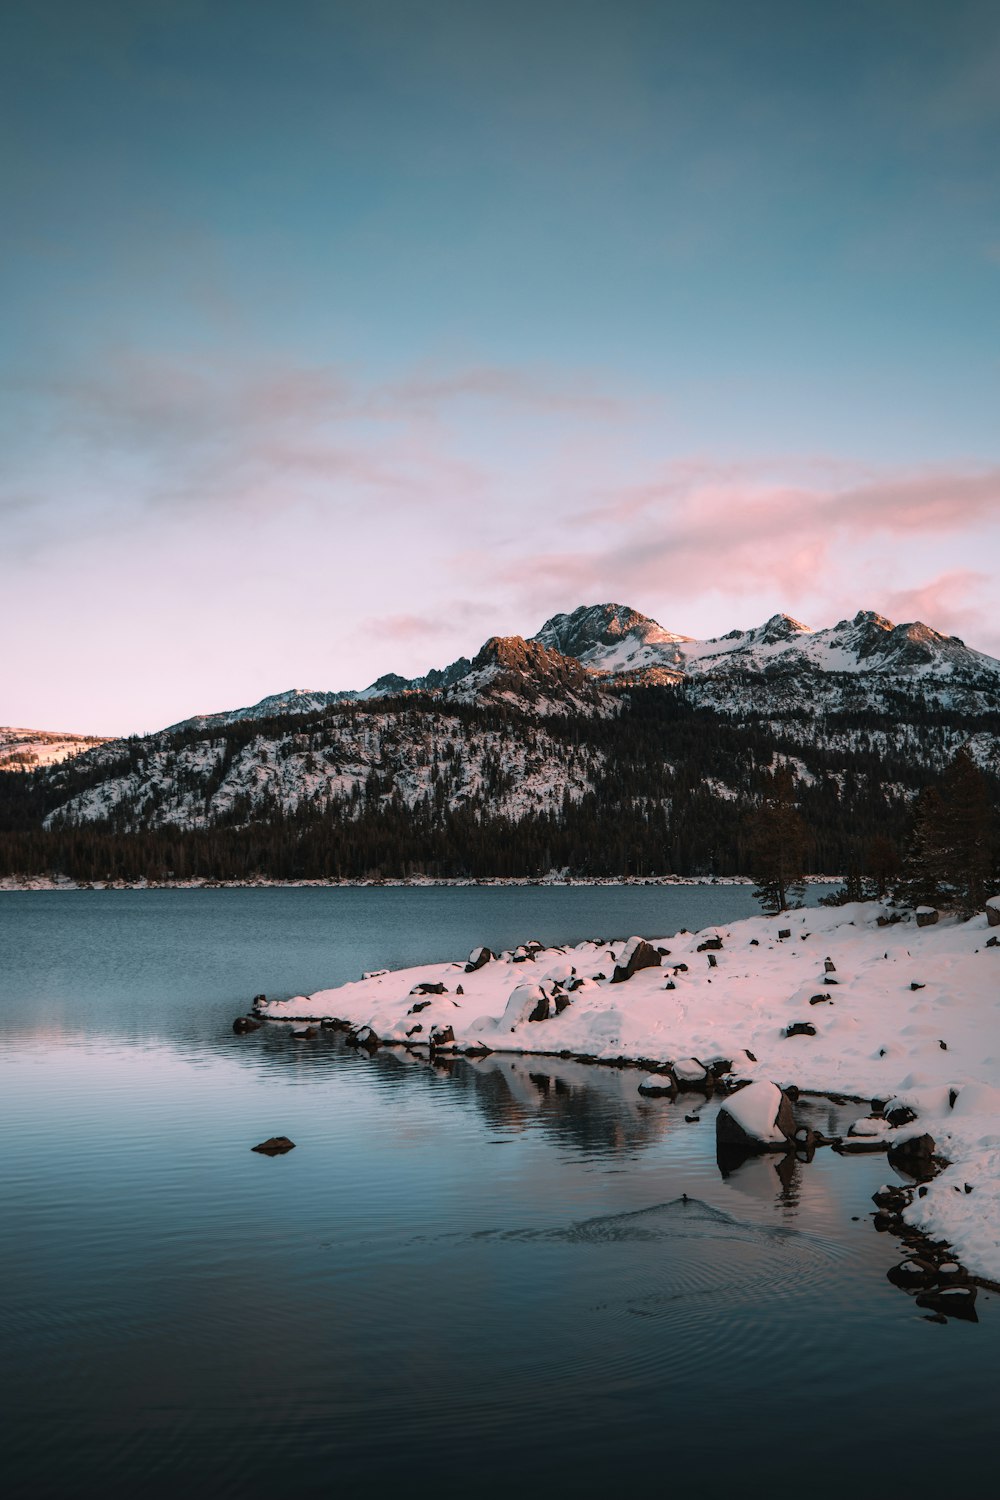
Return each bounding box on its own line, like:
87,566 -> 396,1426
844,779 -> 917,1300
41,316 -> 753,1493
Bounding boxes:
0,872 -> 843,892
256,899 -> 1000,1284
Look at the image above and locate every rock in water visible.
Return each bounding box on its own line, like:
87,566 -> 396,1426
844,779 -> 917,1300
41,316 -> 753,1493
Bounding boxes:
251,1136 -> 296,1156
233,1016 -> 261,1034
716,1081 -> 796,1152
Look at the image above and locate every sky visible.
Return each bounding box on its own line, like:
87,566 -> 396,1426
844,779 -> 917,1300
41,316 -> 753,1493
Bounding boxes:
2,0 -> 999,734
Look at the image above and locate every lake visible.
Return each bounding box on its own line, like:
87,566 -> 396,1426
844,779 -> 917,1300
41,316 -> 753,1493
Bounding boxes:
1,886 -> 996,1497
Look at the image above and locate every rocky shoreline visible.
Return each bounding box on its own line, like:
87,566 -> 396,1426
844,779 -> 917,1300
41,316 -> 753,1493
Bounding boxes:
0,872 -> 843,892
245,896 -> 1000,1298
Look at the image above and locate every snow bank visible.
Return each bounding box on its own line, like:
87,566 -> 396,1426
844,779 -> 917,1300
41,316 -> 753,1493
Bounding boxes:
258,900 -> 1000,1280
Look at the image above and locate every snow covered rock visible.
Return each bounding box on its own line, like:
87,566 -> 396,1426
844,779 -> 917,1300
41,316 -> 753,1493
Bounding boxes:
500,982 -> 568,1029
638,1073 -> 675,1097
916,907 -> 939,928
986,897 -> 1000,928
716,1081 -> 796,1152
673,1058 -> 711,1089
611,936 -> 661,984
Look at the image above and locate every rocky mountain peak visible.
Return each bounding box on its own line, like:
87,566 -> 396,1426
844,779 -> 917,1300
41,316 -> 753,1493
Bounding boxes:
532,602 -> 687,659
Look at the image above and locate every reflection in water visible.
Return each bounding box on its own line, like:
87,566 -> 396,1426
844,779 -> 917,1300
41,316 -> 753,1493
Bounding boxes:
3,890 -> 999,1499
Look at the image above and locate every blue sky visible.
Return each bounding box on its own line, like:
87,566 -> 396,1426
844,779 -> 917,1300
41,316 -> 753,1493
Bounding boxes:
3,0 -> 999,731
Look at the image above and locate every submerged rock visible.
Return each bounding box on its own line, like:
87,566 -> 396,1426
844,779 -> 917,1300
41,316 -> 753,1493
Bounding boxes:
233,1016 -> 261,1034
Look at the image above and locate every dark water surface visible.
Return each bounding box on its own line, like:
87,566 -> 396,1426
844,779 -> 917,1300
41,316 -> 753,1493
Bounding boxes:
1,887 -> 995,1497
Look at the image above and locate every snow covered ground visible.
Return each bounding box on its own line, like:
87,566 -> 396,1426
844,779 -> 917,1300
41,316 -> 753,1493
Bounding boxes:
258,900 -> 1000,1281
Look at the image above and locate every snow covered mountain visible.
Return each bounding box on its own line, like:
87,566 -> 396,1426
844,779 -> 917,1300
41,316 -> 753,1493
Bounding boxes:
11,602 -> 1000,845
161,602 -> 1000,736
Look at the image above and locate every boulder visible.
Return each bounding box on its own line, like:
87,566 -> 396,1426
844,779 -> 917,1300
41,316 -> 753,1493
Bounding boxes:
673,1058 -> 711,1089
501,982 -> 557,1028
233,1016 -> 261,1034
429,1024 -> 455,1049
411,981 -> 447,996
915,1285 -> 978,1322
638,1073 -> 675,1097
251,1136 -> 296,1156
887,1133 -> 938,1179
884,1100 -> 917,1128
784,1021 -> 816,1038
716,1081 -> 796,1153
466,947 -> 495,972
610,936 -> 662,984
348,1025 -> 380,1053
697,935 -> 723,952
915,907 -> 939,927
987,897 -> 1000,928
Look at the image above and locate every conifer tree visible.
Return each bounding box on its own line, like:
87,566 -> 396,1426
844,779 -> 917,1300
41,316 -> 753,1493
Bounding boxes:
747,766 -> 809,914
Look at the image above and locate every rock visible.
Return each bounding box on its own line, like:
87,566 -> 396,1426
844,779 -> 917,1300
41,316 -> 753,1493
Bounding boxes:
292,1026 -> 318,1039
252,993 -> 267,1008
408,999 -> 432,1014
986,897 -> 1000,927
716,1080 -> 796,1153
500,982 -> 564,1028
411,981 -> 447,996
251,1136 -> 296,1156
824,958 -> 836,973
611,936 -> 662,984
915,1285 -> 978,1321
348,1025 -> 380,1053
872,1184 -> 910,1212
673,1057 -> 711,1089
706,953 -> 718,967
778,928 -> 791,940
887,1259 -> 937,1290
466,947 -> 495,972
915,907 -> 939,927
987,936 -> 1000,948
233,1016 -> 261,1034
784,1021 -> 816,1038
672,962 -> 689,973
638,1073 -> 675,1097
809,994 -> 830,1004
697,935 -> 723,951
429,1025 -> 455,1048
887,1133 -> 938,1179
884,1101 -> 917,1128
910,982 -> 925,991
456,984 -> 464,995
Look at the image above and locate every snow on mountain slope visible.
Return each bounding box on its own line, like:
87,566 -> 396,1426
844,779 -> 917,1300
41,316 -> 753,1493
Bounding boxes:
0,727 -> 110,769
44,712 -> 607,832
165,687 -> 360,734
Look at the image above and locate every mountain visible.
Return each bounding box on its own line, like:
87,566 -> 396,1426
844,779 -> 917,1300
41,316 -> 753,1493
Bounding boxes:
3,602 -> 998,882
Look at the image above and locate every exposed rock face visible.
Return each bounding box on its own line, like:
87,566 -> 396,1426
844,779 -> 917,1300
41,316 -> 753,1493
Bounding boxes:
716,1080 -> 796,1152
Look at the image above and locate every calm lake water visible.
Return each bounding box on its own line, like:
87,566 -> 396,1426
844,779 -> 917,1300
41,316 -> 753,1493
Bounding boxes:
1,886 -> 996,1498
